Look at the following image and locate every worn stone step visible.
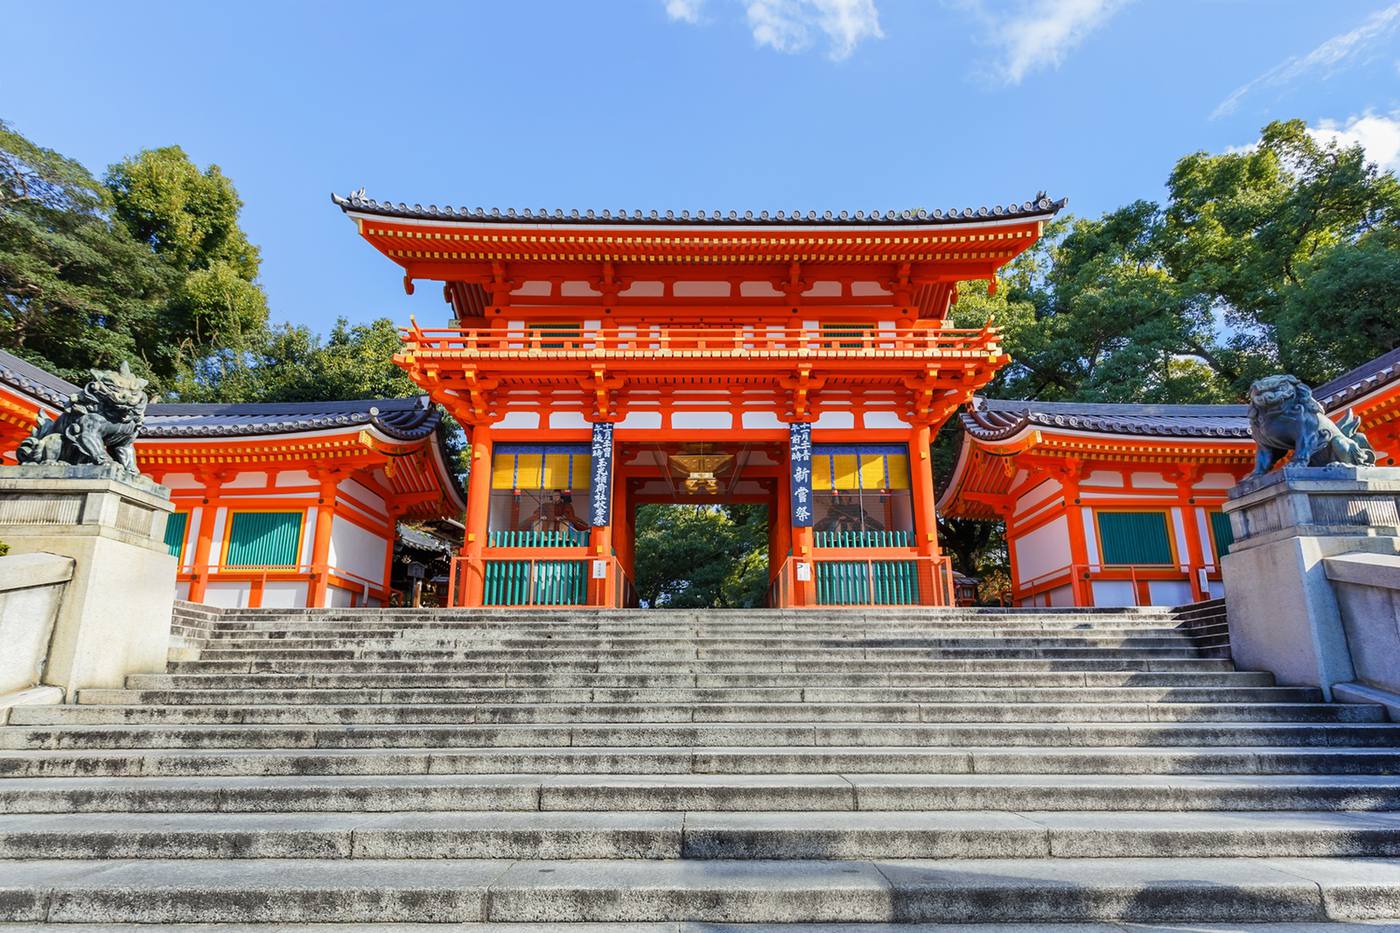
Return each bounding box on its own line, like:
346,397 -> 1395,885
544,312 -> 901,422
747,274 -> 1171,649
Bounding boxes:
5,773 -> 1398,815
79,685 -> 1323,707
6,721 -> 1397,750
2,809 -> 1398,860
4,745 -> 1398,778
5,923 -> 1396,933
126,669 -> 1274,690
1,856 -> 1395,923
166,652 -> 1237,669
20,701 -> 1381,727
200,634 -> 1203,649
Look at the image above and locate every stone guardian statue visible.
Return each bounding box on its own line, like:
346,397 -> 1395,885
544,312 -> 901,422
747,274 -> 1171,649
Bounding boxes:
17,361 -> 149,476
1247,373 -> 1383,475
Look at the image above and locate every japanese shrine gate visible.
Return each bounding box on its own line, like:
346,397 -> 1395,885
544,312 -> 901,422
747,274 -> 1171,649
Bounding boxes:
334,193 -> 1066,607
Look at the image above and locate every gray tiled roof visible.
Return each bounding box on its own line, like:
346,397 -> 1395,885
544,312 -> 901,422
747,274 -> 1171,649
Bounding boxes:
333,190 -> 1068,226
0,349 -> 80,408
143,396 -> 440,440
1314,346 -> 1400,411
963,397 -> 1251,442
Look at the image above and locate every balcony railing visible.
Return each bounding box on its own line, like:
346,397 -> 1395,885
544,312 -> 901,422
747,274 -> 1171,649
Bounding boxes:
401,323 -> 1001,360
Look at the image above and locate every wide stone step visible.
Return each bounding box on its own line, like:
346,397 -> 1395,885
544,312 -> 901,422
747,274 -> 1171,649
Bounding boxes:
166,652 -> 1237,669
80,685 -> 1322,706
5,773 -> 1398,814
201,632 -> 1204,647
8,721 -> 1399,751
5,924 -> 1394,933
4,745 -> 1398,778
2,809 -> 1398,860
128,669 -> 1272,690
1,856 -> 1394,923
22,701 -> 1380,726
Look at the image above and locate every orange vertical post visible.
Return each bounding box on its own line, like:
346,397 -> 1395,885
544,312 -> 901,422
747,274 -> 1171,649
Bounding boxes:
186,474 -> 222,604
908,422 -> 942,605
461,422 -> 494,607
308,473 -> 338,608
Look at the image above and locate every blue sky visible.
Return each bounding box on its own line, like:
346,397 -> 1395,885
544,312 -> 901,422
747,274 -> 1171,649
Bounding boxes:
4,1 -> 1398,335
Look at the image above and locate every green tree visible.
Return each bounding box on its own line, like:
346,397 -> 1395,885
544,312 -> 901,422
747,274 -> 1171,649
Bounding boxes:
632,504 -> 768,608
0,120 -> 169,382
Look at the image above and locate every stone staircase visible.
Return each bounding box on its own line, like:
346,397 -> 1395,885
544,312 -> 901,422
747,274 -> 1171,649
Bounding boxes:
2,602 -> 1400,929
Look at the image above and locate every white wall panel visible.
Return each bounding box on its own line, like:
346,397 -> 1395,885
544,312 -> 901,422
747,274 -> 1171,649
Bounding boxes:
1015,514 -> 1070,585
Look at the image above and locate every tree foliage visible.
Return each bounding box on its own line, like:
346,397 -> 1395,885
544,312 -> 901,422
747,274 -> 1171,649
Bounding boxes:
632,504 -> 769,608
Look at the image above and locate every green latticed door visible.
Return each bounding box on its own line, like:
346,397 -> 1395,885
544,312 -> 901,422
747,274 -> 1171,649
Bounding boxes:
225,512 -> 301,567
816,560 -> 919,605
163,512 -> 189,560
483,560 -> 587,606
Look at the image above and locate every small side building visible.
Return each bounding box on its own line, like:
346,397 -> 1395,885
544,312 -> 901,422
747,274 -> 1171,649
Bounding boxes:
0,350 -> 464,609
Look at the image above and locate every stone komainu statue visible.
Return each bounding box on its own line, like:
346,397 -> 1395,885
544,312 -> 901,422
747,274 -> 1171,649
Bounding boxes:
17,361 -> 149,475
1248,373 -> 1383,475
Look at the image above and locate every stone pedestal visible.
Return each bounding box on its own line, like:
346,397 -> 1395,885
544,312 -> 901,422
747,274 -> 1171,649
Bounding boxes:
1221,465 -> 1400,699
0,465 -> 176,700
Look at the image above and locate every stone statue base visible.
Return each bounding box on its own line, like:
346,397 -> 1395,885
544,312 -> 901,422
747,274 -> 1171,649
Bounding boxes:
1222,465 -> 1400,700
0,464 -> 176,700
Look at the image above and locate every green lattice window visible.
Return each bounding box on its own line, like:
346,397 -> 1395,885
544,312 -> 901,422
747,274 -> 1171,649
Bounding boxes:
1097,511 -> 1173,565
163,512 -> 189,560
225,512 -> 301,567
1209,510 -> 1235,559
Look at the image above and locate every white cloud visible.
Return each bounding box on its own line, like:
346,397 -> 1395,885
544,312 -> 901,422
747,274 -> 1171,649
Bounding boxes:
666,0 -> 704,23
960,0 -> 1129,85
1227,112 -> 1400,175
1212,3 -> 1400,119
1307,111 -> 1400,174
664,0 -> 883,60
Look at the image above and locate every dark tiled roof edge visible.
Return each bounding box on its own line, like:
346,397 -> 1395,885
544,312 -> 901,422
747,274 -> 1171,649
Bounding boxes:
962,396 -> 1252,442
0,349 -> 79,408
332,191 -> 1068,227
142,396 -> 440,441
1314,346 -> 1400,411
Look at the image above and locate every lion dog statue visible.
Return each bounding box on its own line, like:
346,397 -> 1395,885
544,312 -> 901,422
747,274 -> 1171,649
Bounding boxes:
1248,373 -> 1382,476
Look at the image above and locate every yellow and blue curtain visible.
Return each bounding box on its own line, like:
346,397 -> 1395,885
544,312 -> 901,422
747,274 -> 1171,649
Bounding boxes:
811,445 -> 911,492
491,445 -> 592,491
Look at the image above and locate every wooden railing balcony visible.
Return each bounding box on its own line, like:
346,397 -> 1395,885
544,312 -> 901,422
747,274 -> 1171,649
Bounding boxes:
400,323 -> 1003,362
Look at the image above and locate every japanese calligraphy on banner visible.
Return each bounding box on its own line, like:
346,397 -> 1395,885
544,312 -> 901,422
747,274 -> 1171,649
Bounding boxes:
589,422 -> 614,527
789,421 -> 813,527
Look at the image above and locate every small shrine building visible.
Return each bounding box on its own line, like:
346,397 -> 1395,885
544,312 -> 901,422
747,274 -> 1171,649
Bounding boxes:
333,191 -> 1069,607
938,347 -> 1400,608
0,350 -> 463,608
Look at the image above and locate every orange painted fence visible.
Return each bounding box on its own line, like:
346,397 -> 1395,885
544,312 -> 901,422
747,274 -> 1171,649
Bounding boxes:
1016,562 -> 1217,608
447,553 -> 636,609
769,553 -> 956,609
177,563 -> 387,608
402,323 -> 1001,359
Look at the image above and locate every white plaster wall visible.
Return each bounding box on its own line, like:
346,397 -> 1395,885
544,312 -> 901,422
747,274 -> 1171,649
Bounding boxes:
161,473 -> 201,489
1171,508 -> 1189,566
1092,580 -> 1137,608
672,412 -> 734,429
741,411 -> 785,430
1196,472 -> 1239,489
1081,508 -> 1099,566
1130,471 -> 1175,489
184,509 -> 204,569
175,582 -> 191,601
339,478 -> 385,515
276,470 -> 314,487
549,411 -> 591,429
1149,580 -> 1194,607
208,509 -> 227,567
300,510 -> 318,566
327,516 -> 389,585
1195,507 -> 1217,567
203,582 -> 250,609
1082,470 -> 1124,488
497,411 -> 541,429
1023,584 -> 1073,608
327,586 -> 354,608
862,411 -> 909,428
261,581 -> 308,609
1015,514 -> 1070,585
225,472 -> 268,490
1206,579 -> 1226,599
617,411 -> 662,429
812,411 -> 855,430
1015,479 -> 1061,517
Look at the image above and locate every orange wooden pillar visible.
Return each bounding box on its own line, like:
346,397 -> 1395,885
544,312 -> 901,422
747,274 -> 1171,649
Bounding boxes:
587,422 -> 617,607
308,472 -> 339,608
461,422 -> 495,607
186,473 -> 222,604
907,422 -> 941,605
